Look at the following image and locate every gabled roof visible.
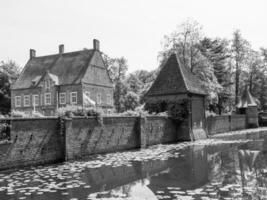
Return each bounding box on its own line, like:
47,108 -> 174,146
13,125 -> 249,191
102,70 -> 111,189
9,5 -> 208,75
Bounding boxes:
12,49 -> 95,89
145,54 -> 206,97
236,87 -> 257,108
47,72 -> 59,85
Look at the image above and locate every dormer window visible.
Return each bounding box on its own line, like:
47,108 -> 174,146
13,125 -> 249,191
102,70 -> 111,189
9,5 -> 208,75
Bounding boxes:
45,79 -> 51,90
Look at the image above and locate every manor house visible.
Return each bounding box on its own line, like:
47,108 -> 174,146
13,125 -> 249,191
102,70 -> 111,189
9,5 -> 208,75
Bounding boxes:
11,39 -> 114,116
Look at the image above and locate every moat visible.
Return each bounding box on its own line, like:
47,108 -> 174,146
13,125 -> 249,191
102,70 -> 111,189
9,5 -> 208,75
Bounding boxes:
0,137 -> 266,200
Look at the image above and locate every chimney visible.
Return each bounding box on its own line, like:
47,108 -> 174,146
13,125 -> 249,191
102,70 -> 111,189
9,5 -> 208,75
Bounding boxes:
93,39 -> 100,51
59,44 -> 64,54
30,49 -> 36,59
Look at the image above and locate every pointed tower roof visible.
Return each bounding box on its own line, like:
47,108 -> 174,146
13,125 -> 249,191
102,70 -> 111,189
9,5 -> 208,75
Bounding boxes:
145,54 -> 206,97
236,87 -> 257,108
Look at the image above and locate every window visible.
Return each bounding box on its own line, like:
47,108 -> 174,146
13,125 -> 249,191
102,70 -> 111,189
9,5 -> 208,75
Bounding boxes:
107,94 -> 112,105
97,93 -> 101,104
15,96 -> 21,107
24,95 -> 30,107
45,80 -> 51,90
70,92 -> 77,104
44,93 -> 51,105
33,95 -> 39,106
59,93 -> 66,104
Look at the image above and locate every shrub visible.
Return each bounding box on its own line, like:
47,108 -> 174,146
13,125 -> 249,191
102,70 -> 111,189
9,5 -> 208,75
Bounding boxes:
168,99 -> 189,122
11,110 -> 44,118
56,105 -> 101,118
110,104 -> 167,117
11,110 -> 28,118
31,111 -> 44,118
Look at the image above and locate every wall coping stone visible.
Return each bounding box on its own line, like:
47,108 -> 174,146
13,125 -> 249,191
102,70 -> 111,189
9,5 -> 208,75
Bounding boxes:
146,116 -> 168,119
0,117 -> 59,121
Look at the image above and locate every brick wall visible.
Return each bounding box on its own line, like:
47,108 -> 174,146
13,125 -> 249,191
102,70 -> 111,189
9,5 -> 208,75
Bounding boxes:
0,116 -> 183,169
142,116 -> 178,147
0,117 -> 64,170
65,116 -> 182,160
207,115 -> 246,135
65,117 -> 141,160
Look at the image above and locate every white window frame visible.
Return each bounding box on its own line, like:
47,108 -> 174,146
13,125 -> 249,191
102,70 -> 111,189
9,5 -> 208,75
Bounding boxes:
59,93 -> 66,105
33,95 -> 39,106
97,93 -> 101,104
107,94 -> 111,105
15,96 -> 21,107
44,93 -> 51,105
70,92 -> 78,104
45,79 -> 51,90
24,95 -> 30,107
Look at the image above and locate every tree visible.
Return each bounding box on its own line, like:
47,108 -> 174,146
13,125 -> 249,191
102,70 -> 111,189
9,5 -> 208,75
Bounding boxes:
123,91 -> 140,111
231,30 -> 250,106
159,19 -> 203,72
130,69 -> 158,103
198,37 -> 232,114
124,73 -> 142,94
110,57 -> 128,113
159,20 -> 222,105
0,60 -> 20,114
101,53 -> 116,82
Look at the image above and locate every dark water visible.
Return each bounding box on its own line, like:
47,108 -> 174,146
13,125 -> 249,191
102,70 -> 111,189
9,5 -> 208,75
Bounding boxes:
0,138 -> 267,200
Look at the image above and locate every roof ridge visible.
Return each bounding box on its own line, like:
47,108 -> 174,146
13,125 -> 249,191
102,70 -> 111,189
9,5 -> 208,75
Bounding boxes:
32,49 -> 94,59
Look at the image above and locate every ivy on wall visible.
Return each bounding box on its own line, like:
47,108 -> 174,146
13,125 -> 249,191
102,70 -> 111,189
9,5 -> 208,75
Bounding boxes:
168,99 -> 189,122
145,99 -> 189,122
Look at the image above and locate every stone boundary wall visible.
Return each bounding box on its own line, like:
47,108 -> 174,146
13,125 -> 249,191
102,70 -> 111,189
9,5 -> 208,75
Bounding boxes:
65,116 -> 179,160
65,116 -> 141,160
0,117 -> 64,170
0,116 -> 180,169
206,115 -> 246,135
141,116 -> 178,147
0,114 -> 250,170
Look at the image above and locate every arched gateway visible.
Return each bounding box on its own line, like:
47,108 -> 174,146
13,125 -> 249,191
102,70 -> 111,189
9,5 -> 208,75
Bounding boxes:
144,54 -> 207,141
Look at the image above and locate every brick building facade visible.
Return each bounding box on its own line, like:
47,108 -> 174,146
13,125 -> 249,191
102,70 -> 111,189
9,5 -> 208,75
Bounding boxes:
11,39 -> 114,116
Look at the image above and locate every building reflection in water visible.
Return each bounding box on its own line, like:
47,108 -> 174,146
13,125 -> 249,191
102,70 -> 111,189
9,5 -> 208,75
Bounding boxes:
86,138 -> 267,199
3,138 -> 267,199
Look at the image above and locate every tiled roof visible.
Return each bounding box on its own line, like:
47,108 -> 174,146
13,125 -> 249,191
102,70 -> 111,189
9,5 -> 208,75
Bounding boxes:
12,49 -> 95,89
145,54 -> 206,97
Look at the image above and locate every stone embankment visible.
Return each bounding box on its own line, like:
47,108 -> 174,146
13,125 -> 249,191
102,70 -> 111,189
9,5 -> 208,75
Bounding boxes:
210,127 -> 267,140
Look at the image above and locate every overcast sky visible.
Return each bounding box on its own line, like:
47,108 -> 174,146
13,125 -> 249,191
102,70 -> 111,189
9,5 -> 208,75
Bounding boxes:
1,0 -> 267,72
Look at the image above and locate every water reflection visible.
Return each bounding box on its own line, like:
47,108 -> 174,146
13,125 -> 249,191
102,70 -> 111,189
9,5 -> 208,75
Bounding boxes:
1,139 -> 267,199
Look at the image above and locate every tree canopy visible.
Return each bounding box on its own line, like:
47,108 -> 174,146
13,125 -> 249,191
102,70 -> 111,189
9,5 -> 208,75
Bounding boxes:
0,60 -> 20,114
